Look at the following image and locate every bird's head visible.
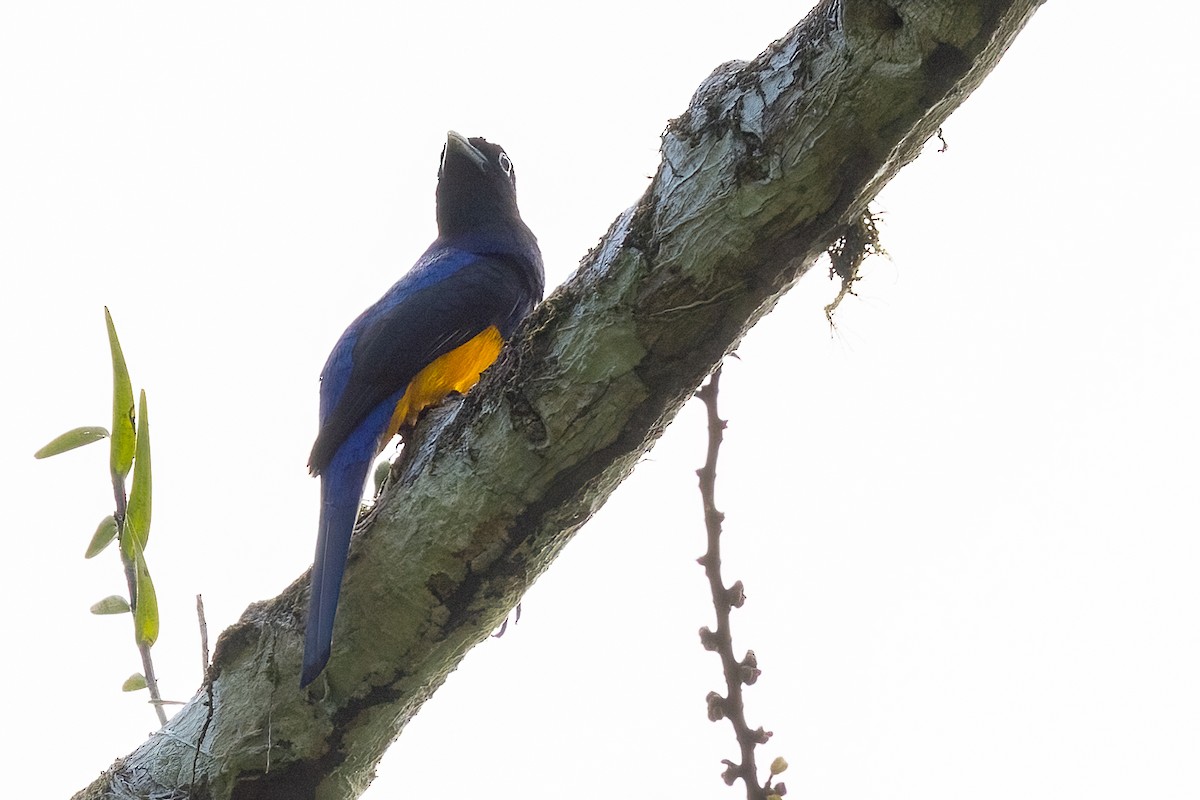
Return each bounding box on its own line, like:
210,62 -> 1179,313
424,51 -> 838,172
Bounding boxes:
435,131 -> 524,237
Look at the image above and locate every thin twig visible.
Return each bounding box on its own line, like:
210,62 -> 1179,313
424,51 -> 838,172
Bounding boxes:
112,471 -> 168,727
191,593 -> 216,790
138,642 -> 167,726
695,367 -> 776,800
197,593 -> 210,671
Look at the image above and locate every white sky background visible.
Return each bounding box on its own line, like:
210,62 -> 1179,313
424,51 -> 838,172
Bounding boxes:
3,2 -> 1198,798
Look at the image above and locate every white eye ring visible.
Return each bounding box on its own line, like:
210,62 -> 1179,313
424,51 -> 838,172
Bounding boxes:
498,152 -> 513,175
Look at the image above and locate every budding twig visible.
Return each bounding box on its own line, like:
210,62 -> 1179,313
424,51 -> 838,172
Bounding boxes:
695,366 -> 781,800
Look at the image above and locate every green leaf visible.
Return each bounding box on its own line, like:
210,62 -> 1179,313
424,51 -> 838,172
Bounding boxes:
132,545 -> 159,646
105,307 -> 136,482
122,673 -> 148,692
90,595 -> 131,615
124,390 -> 152,553
34,426 -> 109,459
85,515 -> 118,559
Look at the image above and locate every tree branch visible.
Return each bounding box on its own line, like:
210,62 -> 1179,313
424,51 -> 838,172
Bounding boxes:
73,1 -> 1046,797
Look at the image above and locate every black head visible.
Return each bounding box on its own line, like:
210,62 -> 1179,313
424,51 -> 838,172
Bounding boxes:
435,131 -> 523,238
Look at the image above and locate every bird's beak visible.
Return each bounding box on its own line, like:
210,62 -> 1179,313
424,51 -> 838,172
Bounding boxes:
445,130 -> 488,170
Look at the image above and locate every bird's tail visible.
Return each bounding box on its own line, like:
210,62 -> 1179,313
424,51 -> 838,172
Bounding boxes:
301,455 -> 371,686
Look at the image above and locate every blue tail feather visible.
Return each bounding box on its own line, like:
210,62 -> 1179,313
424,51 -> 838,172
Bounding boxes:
301,408 -> 392,686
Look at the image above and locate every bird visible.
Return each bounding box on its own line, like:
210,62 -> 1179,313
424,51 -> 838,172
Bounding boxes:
301,131 -> 544,687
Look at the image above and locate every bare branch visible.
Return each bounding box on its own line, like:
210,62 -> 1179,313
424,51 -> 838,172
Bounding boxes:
695,368 -> 775,800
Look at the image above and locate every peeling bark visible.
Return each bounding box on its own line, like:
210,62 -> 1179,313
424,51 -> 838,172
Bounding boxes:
73,1 -> 1046,797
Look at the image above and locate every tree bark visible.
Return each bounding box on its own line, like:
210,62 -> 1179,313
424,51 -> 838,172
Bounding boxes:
74,1 -> 1046,797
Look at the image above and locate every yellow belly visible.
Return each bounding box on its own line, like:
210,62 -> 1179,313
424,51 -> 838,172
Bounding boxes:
382,325 -> 505,446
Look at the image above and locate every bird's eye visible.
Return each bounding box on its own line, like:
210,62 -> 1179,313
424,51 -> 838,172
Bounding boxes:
498,152 -> 513,176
